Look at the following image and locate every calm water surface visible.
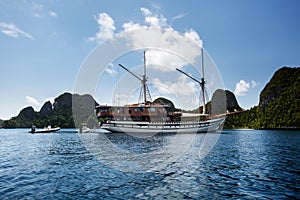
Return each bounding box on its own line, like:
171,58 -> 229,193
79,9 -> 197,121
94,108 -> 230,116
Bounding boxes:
0,129 -> 299,199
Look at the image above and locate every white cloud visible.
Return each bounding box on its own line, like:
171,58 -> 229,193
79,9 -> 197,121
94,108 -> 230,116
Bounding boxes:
26,96 -> 40,107
105,63 -> 117,75
32,2 -> 44,18
234,80 -> 258,96
140,7 -> 152,16
172,13 -> 188,21
122,27 -> 202,71
140,7 -> 168,28
146,50 -> 187,72
122,21 -> 143,32
33,2 -> 44,11
48,11 -> 58,17
152,75 -> 197,96
150,75 -> 200,109
89,8 -> 203,71
0,22 -> 33,40
184,29 -> 202,47
234,80 -> 249,96
88,13 -> 116,44
251,80 -> 258,88
122,10 -> 202,71
30,2 -> 57,18
45,96 -> 56,104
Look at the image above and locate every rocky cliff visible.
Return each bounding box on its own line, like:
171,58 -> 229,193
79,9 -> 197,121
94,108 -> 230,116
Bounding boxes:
180,89 -> 242,115
225,90 -> 242,112
259,66 -> 300,107
19,106 -> 36,120
210,89 -> 242,114
53,93 -> 73,110
40,101 -> 53,116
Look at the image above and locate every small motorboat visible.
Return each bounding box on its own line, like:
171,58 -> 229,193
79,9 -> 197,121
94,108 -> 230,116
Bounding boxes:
29,125 -> 60,134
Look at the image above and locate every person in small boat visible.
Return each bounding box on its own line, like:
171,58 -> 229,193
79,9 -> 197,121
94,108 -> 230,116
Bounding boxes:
31,125 -> 36,133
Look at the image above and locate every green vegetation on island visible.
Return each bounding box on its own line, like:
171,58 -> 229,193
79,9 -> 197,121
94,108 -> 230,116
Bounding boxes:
224,66 -> 300,129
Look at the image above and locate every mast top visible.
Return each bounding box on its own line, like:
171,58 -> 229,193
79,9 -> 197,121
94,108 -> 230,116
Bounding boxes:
201,48 -> 204,80
119,51 -> 152,104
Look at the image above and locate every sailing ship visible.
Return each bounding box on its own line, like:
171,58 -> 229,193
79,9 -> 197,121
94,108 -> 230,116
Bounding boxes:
96,49 -> 226,133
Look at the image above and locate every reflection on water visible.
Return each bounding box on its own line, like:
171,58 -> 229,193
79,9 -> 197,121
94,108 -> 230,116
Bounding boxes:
0,129 -> 299,199
79,132 -> 201,173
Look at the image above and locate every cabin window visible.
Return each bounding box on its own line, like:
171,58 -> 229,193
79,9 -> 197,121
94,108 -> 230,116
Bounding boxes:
149,107 -> 156,112
140,108 -> 144,112
129,110 -> 132,114
134,108 -> 138,112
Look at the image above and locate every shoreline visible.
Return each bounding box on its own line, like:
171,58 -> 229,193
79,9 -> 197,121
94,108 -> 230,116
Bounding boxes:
258,127 -> 300,131
224,127 -> 300,131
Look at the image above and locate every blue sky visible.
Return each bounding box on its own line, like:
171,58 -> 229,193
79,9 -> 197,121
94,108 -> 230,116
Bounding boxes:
0,0 -> 300,119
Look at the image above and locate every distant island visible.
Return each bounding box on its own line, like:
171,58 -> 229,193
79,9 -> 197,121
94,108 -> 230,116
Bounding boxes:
2,93 -> 99,128
1,66 -> 299,130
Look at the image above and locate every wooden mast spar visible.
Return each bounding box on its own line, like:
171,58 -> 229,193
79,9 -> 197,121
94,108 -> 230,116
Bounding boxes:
200,48 -> 206,114
176,47 -> 207,115
118,51 -> 151,104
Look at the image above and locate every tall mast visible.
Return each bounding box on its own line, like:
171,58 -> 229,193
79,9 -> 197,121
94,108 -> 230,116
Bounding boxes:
143,51 -> 147,104
176,47 -> 207,115
119,51 -> 151,105
201,48 -> 206,114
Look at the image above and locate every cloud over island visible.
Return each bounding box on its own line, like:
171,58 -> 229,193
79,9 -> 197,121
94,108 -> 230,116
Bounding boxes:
26,96 -> 40,107
234,80 -> 258,96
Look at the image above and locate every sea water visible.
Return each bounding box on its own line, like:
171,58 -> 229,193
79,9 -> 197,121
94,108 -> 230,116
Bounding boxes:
0,129 -> 299,199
